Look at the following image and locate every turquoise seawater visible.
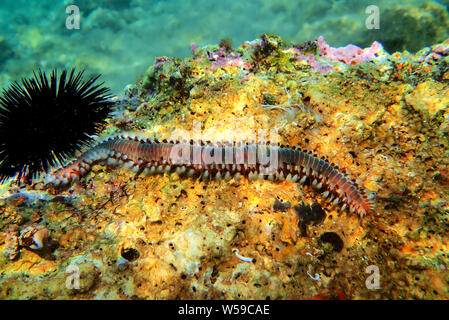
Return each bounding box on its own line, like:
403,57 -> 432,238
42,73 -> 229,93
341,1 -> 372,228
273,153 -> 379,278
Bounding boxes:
0,0 -> 448,94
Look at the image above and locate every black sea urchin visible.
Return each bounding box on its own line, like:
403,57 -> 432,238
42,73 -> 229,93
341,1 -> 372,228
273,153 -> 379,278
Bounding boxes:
0,69 -> 113,183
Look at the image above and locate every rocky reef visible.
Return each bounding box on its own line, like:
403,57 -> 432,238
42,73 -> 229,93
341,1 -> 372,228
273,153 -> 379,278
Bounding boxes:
1,34 -> 449,299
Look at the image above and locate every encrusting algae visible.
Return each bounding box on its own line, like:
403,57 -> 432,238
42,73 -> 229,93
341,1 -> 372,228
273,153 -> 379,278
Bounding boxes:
1,34 -> 449,299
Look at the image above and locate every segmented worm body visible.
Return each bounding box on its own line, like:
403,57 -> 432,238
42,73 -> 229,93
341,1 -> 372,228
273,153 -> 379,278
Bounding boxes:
46,135 -> 373,216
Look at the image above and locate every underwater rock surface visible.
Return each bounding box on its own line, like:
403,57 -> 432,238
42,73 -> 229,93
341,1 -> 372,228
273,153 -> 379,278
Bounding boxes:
1,34 -> 449,299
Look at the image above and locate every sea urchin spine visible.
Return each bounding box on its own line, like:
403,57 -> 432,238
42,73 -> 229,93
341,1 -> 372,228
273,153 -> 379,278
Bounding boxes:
45,135 -> 373,216
0,68 -> 113,183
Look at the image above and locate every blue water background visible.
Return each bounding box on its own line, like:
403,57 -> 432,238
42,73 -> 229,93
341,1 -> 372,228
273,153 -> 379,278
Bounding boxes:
0,0 -> 448,93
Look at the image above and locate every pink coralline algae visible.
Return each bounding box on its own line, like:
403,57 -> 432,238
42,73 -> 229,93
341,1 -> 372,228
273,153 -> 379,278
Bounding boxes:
317,36 -> 383,65
291,36 -> 384,74
206,47 -> 251,70
296,53 -> 333,74
433,45 -> 449,56
423,39 -> 449,61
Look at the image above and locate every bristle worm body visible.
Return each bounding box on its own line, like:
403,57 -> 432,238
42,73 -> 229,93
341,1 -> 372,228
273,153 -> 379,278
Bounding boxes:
46,135 -> 373,216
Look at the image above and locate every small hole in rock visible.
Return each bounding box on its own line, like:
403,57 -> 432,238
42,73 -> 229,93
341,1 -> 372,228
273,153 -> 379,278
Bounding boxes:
319,232 -> 344,252
121,247 -> 140,261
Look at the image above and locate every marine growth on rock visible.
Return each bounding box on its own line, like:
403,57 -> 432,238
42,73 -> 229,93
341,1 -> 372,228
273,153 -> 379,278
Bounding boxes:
1,34 -> 449,300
